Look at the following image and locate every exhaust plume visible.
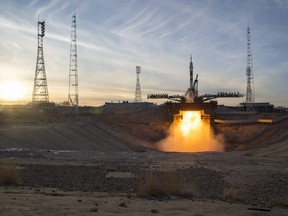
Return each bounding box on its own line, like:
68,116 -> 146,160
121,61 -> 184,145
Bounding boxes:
158,111 -> 224,152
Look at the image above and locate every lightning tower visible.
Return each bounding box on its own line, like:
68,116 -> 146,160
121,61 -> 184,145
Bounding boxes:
134,66 -> 142,102
32,21 -> 49,103
245,24 -> 255,110
68,13 -> 79,112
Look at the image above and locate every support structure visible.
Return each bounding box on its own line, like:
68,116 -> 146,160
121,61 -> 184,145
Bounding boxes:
134,66 -> 142,102
32,21 -> 49,103
245,24 -> 255,111
68,14 -> 79,112
147,55 -> 243,103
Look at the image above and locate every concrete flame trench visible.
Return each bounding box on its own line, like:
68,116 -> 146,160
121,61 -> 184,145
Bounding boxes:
165,102 -> 217,126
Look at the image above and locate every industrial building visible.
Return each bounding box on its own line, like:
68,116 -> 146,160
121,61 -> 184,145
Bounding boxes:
240,102 -> 274,113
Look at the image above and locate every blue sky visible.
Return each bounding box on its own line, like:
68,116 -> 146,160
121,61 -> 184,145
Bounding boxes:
0,0 -> 287,106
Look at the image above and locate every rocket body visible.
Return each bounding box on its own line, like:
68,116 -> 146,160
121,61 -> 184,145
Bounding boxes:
185,55 -> 196,103
189,56 -> 194,89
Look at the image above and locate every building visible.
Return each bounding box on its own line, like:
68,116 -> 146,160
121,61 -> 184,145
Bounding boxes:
240,102 -> 274,113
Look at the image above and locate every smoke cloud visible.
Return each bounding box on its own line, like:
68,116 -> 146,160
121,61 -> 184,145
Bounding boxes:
157,111 -> 224,152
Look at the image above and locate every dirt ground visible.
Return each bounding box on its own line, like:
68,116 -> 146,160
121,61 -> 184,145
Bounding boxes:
2,187 -> 287,216
1,150 -> 288,216
1,105 -> 288,215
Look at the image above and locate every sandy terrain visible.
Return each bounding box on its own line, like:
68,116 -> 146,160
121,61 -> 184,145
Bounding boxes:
1,105 -> 288,215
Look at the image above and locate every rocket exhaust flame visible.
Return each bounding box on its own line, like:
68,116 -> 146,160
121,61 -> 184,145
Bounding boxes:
158,111 -> 224,152
180,111 -> 201,137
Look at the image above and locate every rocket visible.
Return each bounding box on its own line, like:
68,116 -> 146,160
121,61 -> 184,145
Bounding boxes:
184,55 -> 196,103
189,55 -> 194,90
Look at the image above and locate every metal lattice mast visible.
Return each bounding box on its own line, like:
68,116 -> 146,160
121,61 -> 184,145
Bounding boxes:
245,24 -> 255,110
32,21 -> 49,103
68,14 -> 79,110
134,66 -> 142,102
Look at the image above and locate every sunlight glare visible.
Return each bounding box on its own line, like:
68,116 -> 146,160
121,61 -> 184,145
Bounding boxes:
0,81 -> 26,100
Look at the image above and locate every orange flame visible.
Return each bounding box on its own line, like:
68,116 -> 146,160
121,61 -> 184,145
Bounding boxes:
180,111 -> 202,137
158,111 -> 224,152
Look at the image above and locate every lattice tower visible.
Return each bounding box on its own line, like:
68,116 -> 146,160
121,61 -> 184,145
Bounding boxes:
245,25 -> 255,110
68,14 -> 79,111
134,66 -> 142,102
32,21 -> 49,103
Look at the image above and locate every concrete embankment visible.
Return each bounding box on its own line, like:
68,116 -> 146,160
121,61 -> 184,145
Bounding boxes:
0,117 -> 145,152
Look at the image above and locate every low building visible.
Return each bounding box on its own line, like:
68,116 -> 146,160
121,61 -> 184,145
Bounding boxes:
240,102 -> 274,113
104,101 -> 156,113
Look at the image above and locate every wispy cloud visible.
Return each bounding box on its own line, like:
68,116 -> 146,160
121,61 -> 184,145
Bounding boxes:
0,0 -> 287,106
271,0 -> 288,11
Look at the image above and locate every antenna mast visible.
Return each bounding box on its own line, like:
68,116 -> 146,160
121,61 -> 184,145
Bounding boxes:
32,20 -> 49,103
68,13 -> 79,111
245,24 -> 255,110
134,66 -> 142,102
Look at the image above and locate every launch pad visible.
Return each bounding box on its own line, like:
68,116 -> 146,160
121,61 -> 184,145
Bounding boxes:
148,56 -> 242,125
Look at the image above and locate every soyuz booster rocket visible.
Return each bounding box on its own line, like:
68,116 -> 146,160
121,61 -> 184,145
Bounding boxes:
189,55 -> 194,90
185,55 -> 196,103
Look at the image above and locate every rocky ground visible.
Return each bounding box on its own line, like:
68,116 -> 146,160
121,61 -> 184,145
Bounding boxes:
1,149 -> 288,215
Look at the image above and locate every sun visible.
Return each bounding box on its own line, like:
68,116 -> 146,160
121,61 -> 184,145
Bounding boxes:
0,81 -> 26,100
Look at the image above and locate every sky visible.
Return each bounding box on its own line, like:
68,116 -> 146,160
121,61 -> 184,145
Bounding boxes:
0,0 -> 287,107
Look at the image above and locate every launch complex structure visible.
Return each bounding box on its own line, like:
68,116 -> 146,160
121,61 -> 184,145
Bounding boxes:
30,15 -> 262,117
147,55 -> 243,124
147,24 -> 262,123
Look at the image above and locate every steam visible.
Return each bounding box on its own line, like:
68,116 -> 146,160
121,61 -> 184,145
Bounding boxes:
158,111 -> 224,152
